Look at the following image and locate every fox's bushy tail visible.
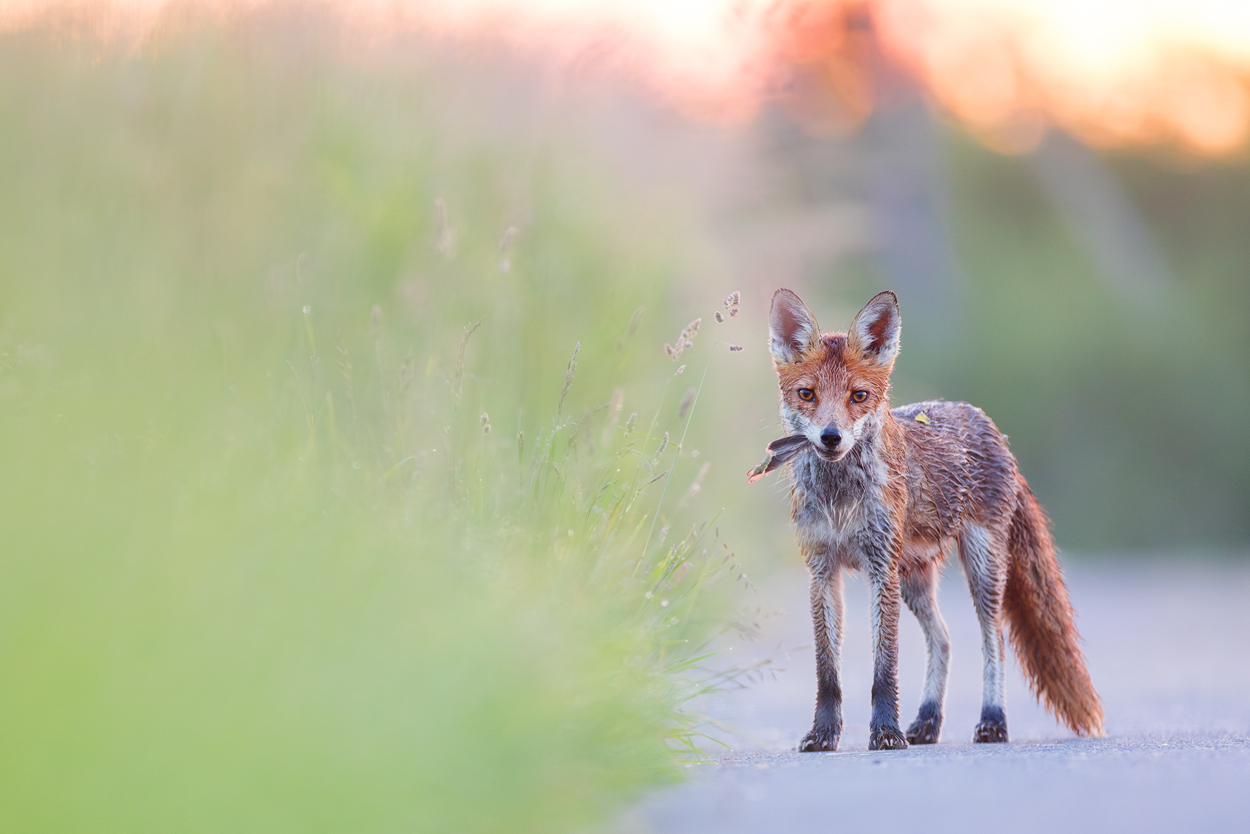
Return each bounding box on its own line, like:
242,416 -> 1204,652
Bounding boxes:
1004,478 -> 1105,737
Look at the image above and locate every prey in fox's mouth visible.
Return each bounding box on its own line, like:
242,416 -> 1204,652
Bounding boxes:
746,434 -> 809,482
746,432 -> 846,481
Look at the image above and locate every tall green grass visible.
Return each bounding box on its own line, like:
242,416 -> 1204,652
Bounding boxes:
0,14 -> 742,833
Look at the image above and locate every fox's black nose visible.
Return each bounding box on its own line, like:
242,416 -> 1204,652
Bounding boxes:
820,426 -> 842,449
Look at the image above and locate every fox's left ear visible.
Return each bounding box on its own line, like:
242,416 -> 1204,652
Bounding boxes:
848,291 -> 901,367
769,289 -> 821,364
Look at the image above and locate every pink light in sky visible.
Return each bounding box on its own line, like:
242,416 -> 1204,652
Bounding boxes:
3,0 -> 1250,153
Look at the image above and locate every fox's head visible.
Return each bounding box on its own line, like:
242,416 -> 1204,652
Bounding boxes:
768,289 -> 900,462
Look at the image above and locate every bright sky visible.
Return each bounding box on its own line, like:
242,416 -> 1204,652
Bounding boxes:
3,0 -> 1249,153
879,0 -> 1250,152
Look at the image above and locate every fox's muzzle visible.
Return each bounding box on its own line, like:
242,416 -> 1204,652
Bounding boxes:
820,423 -> 843,451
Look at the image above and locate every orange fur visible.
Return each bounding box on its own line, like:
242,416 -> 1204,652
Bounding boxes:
1006,481 -> 1105,736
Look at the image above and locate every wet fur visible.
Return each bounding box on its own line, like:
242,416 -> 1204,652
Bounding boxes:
770,289 -> 1104,752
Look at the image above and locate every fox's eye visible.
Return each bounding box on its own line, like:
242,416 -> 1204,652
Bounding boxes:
851,390 -> 869,404
797,388 -> 815,402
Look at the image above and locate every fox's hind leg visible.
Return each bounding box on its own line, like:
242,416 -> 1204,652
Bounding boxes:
959,525 -> 1009,743
799,560 -> 844,752
902,558 -> 950,744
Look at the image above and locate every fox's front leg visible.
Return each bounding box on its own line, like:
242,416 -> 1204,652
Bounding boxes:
799,562 -> 844,752
863,531 -> 908,751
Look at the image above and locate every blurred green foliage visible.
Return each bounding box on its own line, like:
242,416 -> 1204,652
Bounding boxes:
793,127 -> 1250,551
922,138 -> 1250,549
0,15 -> 739,833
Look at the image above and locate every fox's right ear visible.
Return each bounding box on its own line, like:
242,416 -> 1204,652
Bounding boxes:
848,290 -> 900,367
769,289 -> 821,364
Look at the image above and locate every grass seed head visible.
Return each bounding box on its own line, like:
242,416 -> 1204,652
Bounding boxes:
434,197 -> 456,259
605,388 -> 625,431
498,226 -> 518,272
627,306 -> 645,337
557,341 -> 580,415
499,225 -> 518,252
665,317 -> 702,360
678,387 -> 695,419
453,317 -> 484,406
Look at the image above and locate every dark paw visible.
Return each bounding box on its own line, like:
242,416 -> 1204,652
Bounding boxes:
973,708 -> 1009,743
906,704 -> 942,745
906,721 -> 941,745
973,721 -> 1008,743
799,726 -> 841,752
868,726 -> 909,751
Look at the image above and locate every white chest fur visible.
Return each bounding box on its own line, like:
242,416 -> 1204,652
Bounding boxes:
793,486 -> 891,573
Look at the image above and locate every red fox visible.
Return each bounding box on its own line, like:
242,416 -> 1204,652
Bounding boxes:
758,288 -> 1104,751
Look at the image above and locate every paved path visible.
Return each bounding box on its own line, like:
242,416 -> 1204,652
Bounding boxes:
617,559 -> 1250,833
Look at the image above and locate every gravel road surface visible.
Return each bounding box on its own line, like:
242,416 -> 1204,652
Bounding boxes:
617,558 -> 1250,833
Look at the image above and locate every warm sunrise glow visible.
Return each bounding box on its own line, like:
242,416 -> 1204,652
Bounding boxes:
876,0 -> 1250,153
386,0 -> 791,121
3,0 -> 1250,154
